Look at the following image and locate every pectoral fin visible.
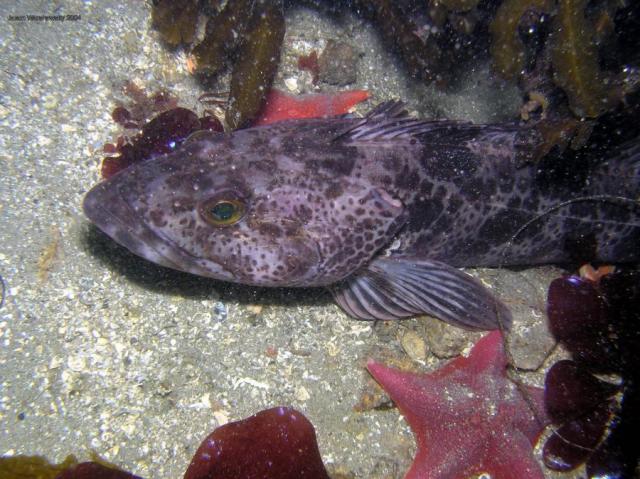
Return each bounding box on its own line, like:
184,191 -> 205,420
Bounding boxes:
329,256 -> 511,331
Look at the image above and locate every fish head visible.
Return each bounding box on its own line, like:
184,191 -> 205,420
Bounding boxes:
83,130 -> 407,287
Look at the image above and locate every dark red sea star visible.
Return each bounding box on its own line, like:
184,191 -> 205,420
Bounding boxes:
367,331 -> 549,479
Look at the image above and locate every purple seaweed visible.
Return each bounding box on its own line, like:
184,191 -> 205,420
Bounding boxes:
183,406 -> 330,479
102,107 -> 223,179
544,270 -> 640,477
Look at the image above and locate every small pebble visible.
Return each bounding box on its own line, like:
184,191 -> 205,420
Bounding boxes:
284,77 -> 299,93
424,319 -> 471,359
43,95 -> 59,109
246,304 -> 263,315
295,386 -> 310,402
37,135 -> 52,147
400,330 -> 427,362
213,302 -> 227,321
213,410 -> 229,426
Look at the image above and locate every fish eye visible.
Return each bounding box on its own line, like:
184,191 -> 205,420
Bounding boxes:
200,198 -> 246,226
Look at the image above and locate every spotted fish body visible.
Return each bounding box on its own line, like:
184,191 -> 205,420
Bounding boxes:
84,103 -> 640,330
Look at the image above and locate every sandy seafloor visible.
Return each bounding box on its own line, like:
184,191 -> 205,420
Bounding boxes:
0,2 -> 586,478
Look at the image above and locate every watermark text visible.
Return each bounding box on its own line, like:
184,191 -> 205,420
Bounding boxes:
8,14 -> 81,22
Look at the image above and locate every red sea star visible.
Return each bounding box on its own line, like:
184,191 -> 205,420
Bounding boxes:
367,331 -> 549,479
253,89 -> 369,126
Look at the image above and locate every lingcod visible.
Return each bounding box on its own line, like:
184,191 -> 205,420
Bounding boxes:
83,102 -> 640,330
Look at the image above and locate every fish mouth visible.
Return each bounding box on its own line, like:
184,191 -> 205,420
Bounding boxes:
83,181 -> 219,278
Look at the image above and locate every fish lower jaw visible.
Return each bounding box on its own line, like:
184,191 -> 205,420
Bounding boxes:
83,184 -> 217,277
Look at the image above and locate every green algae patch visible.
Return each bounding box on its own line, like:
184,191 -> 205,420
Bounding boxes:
0,454 -> 78,479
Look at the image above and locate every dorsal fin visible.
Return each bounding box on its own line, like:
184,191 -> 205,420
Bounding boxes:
364,100 -> 410,120
332,101 -> 541,165
333,100 -> 478,143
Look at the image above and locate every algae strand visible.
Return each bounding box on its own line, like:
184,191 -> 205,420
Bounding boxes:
490,0 -> 553,80
550,0 -> 612,118
190,0 -> 253,77
151,0 -> 199,46
226,0 -> 285,130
